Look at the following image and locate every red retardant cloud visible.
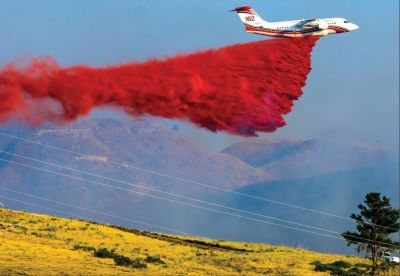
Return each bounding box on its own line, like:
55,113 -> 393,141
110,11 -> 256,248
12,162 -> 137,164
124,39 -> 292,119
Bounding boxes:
0,37 -> 318,136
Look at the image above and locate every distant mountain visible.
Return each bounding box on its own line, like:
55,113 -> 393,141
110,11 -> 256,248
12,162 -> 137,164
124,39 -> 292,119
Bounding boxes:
0,118 -> 271,234
215,139 -> 398,254
222,139 -> 314,167
222,139 -> 391,180
206,162 -> 399,254
0,118 -> 270,193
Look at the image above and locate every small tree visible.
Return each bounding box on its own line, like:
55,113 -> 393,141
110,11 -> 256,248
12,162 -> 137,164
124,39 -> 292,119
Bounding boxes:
342,192 -> 399,274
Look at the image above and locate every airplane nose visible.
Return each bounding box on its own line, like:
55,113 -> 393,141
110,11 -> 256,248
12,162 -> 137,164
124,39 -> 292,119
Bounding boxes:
351,23 -> 359,31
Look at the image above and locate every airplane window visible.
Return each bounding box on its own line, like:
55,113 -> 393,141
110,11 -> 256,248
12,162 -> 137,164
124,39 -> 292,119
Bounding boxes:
344,20 -> 348,23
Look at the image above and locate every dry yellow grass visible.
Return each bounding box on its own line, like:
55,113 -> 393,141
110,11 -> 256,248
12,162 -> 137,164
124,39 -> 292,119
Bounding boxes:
0,208 -> 397,275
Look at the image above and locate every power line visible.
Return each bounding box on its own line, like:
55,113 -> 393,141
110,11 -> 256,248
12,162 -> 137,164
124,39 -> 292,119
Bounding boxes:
1,158 -> 398,247
0,195 -> 94,222
0,157 -> 347,241
1,184 -> 397,248
0,193 -> 190,236
0,131 -> 396,232
0,150 -> 356,235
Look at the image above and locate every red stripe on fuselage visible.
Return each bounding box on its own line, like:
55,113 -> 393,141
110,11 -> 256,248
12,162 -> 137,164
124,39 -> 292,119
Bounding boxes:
327,26 -> 348,33
245,24 -> 312,35
245,24 -> 349,36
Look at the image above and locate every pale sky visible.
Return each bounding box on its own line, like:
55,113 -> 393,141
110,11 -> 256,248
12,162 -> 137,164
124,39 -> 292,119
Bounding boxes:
1,0 -> 398,151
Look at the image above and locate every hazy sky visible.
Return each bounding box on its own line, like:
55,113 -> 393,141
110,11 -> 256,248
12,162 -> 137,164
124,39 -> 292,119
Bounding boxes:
1,0 -> 398,151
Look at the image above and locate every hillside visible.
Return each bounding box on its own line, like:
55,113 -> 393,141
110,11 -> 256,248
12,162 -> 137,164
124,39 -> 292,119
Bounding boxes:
1,208 -> 391,276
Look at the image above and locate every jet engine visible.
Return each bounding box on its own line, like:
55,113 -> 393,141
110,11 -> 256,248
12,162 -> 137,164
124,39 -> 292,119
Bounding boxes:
320,29 -> 330,36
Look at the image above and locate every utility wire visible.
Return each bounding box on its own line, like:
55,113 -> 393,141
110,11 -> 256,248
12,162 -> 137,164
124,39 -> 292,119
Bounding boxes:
0,157 -> 344,240
0,195 -> 95,222
0,158 -> 397,247
0,131 -> 396,232
0,193 -> 190,235
0,150 -> 356,235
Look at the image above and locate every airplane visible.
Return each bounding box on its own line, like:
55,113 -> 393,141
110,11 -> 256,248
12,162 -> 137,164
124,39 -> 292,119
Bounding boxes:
232,6 -> 359,38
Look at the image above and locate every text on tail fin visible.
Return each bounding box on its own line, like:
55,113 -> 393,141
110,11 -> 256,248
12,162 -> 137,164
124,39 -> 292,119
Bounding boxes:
232,6 -> 267,27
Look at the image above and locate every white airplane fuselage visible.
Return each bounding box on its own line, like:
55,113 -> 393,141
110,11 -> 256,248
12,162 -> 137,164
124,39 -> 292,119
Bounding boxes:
233,6 -> 359,38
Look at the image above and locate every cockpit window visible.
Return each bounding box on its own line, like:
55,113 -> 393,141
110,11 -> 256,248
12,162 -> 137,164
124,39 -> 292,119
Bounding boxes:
344,20 -> 348,23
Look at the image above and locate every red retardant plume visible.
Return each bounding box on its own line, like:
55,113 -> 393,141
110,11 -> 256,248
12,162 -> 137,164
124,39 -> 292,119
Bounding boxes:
0,37 -> 318,136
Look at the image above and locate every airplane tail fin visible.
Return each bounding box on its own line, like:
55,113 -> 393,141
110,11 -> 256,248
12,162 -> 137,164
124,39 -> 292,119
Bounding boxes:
231,6 -> 268,29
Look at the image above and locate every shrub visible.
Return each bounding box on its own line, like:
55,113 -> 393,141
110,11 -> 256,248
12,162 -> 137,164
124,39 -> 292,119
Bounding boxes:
47,233 -> 57,239
311,260 -> 370,275
113,255 -> 134,266
94,248 -> 116,258
332,260 -> 351,269
114,255 -> 147,268
19,226 -> 28,233
145,255 -> 165,264
93,248 -> 147,269
44,226 -> 57,232
130,258 -> 147,269
30,231 -> 56,239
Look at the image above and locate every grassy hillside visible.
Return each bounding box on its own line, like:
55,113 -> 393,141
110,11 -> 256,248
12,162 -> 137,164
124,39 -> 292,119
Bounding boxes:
0,208 -> 396,275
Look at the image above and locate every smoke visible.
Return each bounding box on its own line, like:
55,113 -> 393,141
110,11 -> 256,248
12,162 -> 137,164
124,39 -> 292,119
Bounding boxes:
0,37 -> 318,136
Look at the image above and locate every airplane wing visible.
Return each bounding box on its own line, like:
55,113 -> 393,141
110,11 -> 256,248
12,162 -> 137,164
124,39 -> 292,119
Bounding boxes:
295,19 -> 319,30
295,19 -> 328,30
